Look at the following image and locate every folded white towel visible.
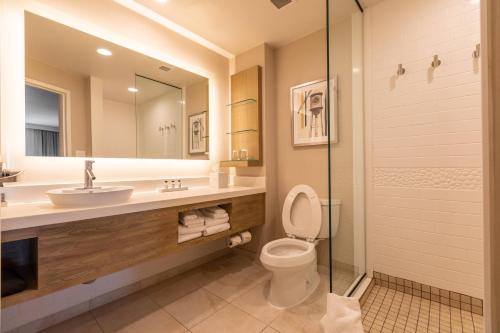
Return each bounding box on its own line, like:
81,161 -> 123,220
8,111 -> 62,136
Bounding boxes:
202,210 -> 229,219
178,232 -> 203,243
204,216 -> 230,227
180,211 -> 199,221
204,206 -> 226,215
203,223 -> 230,236
178,224 -> 205,235
180,217 -> 205,226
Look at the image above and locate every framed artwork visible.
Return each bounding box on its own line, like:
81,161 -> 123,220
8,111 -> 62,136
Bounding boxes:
188,111 -> 207,154
290,79 -> 337,146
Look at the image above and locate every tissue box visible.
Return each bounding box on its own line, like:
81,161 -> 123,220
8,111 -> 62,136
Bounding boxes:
210,172 -> 229,188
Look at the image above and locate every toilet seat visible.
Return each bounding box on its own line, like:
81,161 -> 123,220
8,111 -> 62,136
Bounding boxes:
260,238 -> 316,268
282,184 -> 322,241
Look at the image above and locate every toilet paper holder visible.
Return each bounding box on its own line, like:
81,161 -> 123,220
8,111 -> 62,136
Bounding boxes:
227,230 -> 252,248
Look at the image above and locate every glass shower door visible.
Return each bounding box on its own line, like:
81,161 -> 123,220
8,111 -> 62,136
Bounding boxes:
326,0 -> 366,295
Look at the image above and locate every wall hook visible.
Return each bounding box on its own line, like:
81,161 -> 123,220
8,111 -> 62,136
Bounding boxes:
473,44 -> 481,59
397,64 -> 406,76
431,55 -> 442,68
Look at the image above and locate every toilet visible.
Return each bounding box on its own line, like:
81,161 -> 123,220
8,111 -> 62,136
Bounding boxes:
260,184 -> 341,309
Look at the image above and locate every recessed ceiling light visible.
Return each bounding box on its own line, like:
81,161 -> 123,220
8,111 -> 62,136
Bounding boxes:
156,0 -> 170,3
128,87 -> 139,93
97,48 -> 112,56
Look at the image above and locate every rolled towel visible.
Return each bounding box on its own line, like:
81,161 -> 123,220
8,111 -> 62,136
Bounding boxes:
205,216 -> 230,227
203,222 -> 230,236
180,217 -> 205,226
178,232 -> 203,243
178,224 -> 205,235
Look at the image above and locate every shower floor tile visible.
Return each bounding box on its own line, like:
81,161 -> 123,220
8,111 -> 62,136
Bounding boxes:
361,285 -> 484,333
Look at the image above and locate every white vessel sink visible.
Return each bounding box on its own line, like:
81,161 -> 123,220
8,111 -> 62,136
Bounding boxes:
46,186 -> 134,207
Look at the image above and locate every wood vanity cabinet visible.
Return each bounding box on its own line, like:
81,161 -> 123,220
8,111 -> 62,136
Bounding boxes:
1,193 -> 265,307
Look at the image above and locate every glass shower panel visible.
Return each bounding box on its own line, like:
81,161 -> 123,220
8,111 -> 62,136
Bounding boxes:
326,0 -> 365,295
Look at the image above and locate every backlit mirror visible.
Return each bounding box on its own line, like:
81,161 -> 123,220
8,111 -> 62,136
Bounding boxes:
24,12 -> 209,160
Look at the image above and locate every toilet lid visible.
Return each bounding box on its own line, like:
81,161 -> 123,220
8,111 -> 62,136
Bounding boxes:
282,184 -> 321,240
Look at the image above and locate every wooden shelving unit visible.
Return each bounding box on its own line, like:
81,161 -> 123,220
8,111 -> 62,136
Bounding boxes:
220,66 -> 262,168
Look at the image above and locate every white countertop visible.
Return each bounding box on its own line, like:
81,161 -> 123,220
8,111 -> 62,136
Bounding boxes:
1,186 -> 266,232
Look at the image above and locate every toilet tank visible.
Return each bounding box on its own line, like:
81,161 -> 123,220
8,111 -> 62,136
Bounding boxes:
318,199 -> 341,239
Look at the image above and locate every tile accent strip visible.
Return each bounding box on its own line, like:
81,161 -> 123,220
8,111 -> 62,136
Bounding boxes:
373,271 -> 483,316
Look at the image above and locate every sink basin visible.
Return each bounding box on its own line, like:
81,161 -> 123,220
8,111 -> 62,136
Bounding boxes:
46,186 -> 134,207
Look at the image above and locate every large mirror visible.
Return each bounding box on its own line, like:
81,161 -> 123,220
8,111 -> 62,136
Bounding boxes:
24,12 -> 209,160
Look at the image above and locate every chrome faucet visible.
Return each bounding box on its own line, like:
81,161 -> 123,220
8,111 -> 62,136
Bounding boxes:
84,160 -> 96,189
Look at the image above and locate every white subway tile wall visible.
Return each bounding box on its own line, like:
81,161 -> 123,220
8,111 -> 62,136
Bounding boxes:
365,0 -> 483,298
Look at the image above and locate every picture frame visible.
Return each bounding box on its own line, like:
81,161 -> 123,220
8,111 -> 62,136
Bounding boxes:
188,111 -> 207,154
290,79 -> 337,146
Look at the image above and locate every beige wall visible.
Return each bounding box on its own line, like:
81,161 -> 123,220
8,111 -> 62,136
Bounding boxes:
365,0 -> 483,298
102,99 -> 136,158
25,58 -> 91,156
274,21 -> 355,268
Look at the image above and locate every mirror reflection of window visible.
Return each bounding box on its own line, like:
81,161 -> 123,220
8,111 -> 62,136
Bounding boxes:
25,84 -> 63,156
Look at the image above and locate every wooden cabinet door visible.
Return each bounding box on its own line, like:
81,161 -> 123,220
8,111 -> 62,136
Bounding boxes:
37,207 -> 178,290
230,193 -> 265,231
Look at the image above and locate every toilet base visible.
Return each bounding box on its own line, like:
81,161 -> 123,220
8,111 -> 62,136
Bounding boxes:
266,260 -> 320,309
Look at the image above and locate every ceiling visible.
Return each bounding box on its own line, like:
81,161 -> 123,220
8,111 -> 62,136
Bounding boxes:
133,0 -> 361,56
25,13 -> 206,105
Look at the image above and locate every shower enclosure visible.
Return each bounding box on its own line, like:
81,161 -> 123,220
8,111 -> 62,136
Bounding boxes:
326,0 -> 366,295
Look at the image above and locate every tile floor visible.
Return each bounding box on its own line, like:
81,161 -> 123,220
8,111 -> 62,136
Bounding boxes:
37,251 -> 355,333
16,251 -> 484,333
361,284 -> 484,333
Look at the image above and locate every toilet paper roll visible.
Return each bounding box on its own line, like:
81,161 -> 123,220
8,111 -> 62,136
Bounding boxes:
228,235 -> 242,248
239,231 -> 252,244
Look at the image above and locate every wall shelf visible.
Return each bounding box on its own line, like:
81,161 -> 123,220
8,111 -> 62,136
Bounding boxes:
221,66 -> 262,168
226,98 -> 257,108
219,159 -> 261,168
226,129 -> 258,135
